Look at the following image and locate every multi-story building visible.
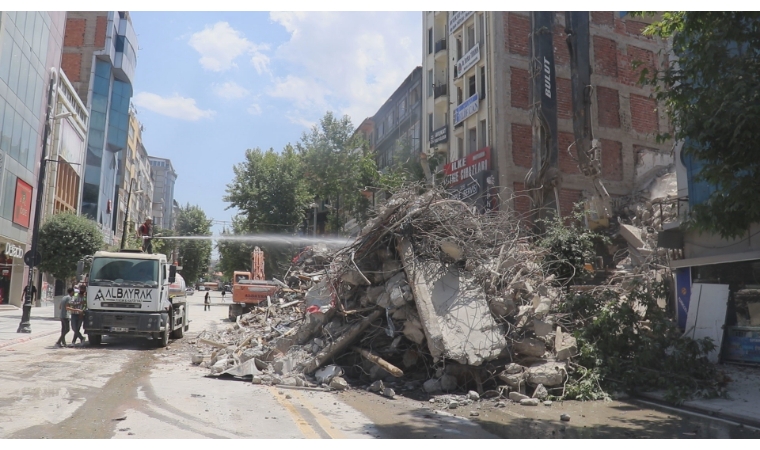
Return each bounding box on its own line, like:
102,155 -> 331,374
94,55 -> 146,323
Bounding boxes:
422,12 -> 672,215
372,66 -> 422,170
0,12 -> 67,306
134,142 -> 153,229
149,156 -> 177,230
114,108 -> 150,246
61,11 -> 138,245
43,68 -> 89,218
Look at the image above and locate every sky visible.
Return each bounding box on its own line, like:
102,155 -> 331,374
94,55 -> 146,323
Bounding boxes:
127,12 -> 422,238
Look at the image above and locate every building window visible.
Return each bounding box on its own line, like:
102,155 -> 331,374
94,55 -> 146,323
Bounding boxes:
467,24 -> 475,51
456,37 -> 463,60
428,69 -> 433,97
480,66 -> 486,100
457,86 -> 463,105
457,137 -> 464,160
479,120 -> 487,149
479,13 -> 485,45
409,84 -> 420,105
428,28 -> 433,54
428,113 -> 433,139
412,120 -> 421,151
468,128 -> 477,154
399,98 -> 407,118
468,75 -> 476,98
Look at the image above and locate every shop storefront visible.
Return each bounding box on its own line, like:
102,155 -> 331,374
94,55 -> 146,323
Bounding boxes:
443,147 -> 497,213
0,240 -> 25,306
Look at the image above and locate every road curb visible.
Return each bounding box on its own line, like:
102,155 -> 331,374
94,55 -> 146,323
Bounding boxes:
634,392 -> 760,429
0,330 -> 59,349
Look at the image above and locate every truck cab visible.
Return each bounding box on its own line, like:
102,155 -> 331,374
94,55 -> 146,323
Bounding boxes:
83,250 -> 188,347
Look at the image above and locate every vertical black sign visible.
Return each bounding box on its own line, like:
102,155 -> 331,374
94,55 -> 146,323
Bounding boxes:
532,11 -> 558,169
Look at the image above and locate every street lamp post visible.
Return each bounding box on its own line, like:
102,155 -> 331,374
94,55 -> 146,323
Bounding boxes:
120,179 -> 142,250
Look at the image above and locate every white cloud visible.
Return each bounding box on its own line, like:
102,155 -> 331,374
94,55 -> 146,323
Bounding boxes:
268,12 -> 420,127
133,92 -> 215,121
247,103 -> 262,115
188,22 -> 270,74
212,81 -> 250,100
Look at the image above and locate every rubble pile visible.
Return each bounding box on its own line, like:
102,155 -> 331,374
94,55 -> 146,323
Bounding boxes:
190,183 -> 717,405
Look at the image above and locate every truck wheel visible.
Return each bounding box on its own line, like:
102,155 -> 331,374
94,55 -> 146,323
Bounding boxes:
158,330 -> 169,348
88,334 -> 101,346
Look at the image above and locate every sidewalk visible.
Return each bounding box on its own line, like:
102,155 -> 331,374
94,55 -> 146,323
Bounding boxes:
0,303 -> 60,349
638,363 -> 760,428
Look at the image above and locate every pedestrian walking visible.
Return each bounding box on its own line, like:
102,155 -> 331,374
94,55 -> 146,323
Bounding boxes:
204,291 -> 210,311
56,288 -> 73,348
68,288 -> 86,345
221,288 -> 226,302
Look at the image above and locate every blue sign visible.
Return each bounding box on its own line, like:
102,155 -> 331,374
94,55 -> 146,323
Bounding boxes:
454,93 -> 479,125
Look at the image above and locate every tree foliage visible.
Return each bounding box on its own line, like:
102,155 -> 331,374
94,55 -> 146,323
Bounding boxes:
224,145 -> 312,233
296,112 -> 378,231
637,12 -> 760,238
38,213 -> 103,282
174,204 -> 212,284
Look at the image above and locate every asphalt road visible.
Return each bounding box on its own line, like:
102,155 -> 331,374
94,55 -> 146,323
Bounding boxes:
1,291 -> 757,439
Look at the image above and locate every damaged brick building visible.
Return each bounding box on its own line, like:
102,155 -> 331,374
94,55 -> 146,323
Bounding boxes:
421,11 -> 673,216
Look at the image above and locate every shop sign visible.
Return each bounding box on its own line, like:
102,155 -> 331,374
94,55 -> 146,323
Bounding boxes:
455,43 -> 480,78
446,170 -> 497,213
454,93 -> 479,126
444,146 -> 491,186
5,242 -> 25,259
430,125 -> 448,145
13,179 -> 33,228
449,11 -> 474,35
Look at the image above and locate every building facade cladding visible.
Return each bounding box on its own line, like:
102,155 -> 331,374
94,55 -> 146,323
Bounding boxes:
61,11 -> 137,245
423,11 -> 671,216
372,66 -> 422,170
0,12 -> 66,306
149,156 -> 177,230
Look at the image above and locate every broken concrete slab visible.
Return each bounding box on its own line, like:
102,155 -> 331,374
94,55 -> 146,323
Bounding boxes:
423,378 -> 442,393
513,338 -> 546,357
368,380 -> 384,393
509,392 -> 529,402
498,371 -> 526,389
532,384 -> 548,400
533,319 -> 553,337
504,363 -> 525,374
556,336 -> 577,361
520,398 -> 540,406
329,376 -> 349,390
399,239 -> 507,366
526,362 -> 566,387
619,224 -> 646,249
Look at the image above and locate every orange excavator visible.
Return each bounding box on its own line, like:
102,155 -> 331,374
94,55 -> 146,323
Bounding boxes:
228,247 -> 280,321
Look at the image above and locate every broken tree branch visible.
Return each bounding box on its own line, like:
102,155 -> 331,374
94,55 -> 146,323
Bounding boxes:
351,346 -> 404,378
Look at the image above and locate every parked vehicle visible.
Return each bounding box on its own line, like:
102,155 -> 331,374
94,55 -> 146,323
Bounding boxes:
185,287 -> 195,296
229,247 -> 280,321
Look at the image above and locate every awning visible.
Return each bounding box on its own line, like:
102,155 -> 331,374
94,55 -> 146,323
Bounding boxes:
669,250 -> 760,269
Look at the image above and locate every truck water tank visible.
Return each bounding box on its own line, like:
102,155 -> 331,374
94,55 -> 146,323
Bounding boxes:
169,273 -> 187,298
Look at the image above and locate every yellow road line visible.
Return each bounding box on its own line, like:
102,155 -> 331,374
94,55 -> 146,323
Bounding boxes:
290,390 -> 347,439
270,387 -> 320,439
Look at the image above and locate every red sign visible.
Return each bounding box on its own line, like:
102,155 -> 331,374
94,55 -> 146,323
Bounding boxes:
13,179 -> 33,228
443,147 -> 491,186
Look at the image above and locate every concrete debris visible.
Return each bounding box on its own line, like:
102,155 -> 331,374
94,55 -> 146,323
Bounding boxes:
509,392 -> 529,402
470,411 -> 480,417
520,398 -> 540,406
532,384 -> 549,400
186,184 -> 677,404
448,400 -> 459,409
543,400 -> 553,406
560,413 -> 571,422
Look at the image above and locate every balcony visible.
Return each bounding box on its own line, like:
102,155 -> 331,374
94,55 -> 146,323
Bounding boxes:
433,84 -> 448,99
434,38 -> 447,54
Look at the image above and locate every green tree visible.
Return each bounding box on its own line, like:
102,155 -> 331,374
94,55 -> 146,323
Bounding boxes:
175,205 -> 212,284
38,213 -> 103,283
637,12 -> 760,238
151,227 -> 176,260
297,112 -> 379,231
224,145 -> 312,233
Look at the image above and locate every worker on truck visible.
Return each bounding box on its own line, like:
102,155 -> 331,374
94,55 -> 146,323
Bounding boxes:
137,217 -> 153,253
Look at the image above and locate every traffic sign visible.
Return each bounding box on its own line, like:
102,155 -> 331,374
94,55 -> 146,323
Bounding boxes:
24,250 -> 41,267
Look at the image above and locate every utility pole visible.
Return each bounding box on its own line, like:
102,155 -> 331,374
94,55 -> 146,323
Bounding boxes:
17,69 -> 56,333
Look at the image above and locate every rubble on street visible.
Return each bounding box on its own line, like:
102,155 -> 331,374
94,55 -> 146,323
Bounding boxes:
189,183 -> 724,405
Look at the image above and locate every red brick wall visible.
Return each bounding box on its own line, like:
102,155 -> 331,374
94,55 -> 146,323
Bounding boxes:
630,94 -> 658,133
625,20 -> 649,37
511,67 -> 530,109
508,13 -> 530,56
559,188 -> 583,217
64,18 -> 85,47
511,123 -> 533,168
621,45 -> 656,86
558,132 -> 579,174
596,86 -> 620,128
95,15 -> 107,47
600,139 -> 623,180
61,53 -> 82,82
557,77 -> 572,119
553,24 -> 570,66
593,35 -> 618,78
512,182 -> 531,215
591,12 -> 614,27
